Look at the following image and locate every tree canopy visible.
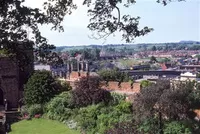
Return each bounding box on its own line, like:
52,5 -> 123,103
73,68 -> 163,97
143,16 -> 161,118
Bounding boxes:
0,0 -> 185,45
0,0 -> 186,64
24,70 -> 62,105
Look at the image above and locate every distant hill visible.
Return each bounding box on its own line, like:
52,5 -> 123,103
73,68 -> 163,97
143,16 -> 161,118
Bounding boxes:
55,40 -> 200,52
179,40 -> 200,44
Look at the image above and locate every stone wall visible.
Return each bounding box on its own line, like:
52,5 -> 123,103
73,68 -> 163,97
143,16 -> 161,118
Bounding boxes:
0,57 -> 20,108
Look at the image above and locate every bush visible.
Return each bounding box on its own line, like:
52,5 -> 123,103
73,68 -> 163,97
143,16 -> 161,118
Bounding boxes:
28,104 -> 43,118
138,117 -> 160,134
75,105 -> 101,133
105,122 -> 138,134
74,102 -> 133,134
46,91 -> 75,122
140,80 -> 152,88
164,121 -> 192,134
57,81 -> 72,92
110,92 -> 126,105
20,105 -> 29,116
72,76 -> 112,107
114,101 -> 132,114
24,70 -> 61,105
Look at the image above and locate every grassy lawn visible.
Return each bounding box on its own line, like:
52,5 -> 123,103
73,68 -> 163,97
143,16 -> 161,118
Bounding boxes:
10,118 -> 80,134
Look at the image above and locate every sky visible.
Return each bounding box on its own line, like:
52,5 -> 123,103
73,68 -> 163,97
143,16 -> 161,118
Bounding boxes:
25,0 -> 200,46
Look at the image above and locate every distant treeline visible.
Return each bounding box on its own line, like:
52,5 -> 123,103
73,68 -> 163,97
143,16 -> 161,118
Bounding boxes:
55,41 -> 200,52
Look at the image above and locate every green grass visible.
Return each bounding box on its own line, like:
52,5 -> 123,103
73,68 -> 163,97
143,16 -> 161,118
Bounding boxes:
10,118 -> 80,134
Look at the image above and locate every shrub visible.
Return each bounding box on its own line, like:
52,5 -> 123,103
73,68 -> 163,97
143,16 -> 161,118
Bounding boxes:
57,81 -> 72,92
46,91 -> 75,122
140,80 -> 152,88
114,101 -> 132,114
110,92 -> 126,105
105,122 -> 138,134
20,105 -> 29,116
75,104 -> 102,133
164,121 -> 192,134
24,70 -> 60,105
72,76 -> 112,107
28,104 -> 43,118
74,102 -> 134,134
137,117 -> 160,134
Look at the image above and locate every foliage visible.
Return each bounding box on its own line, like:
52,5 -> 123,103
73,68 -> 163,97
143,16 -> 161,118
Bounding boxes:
0,0 -> 186,66
98,68 -> 130,82
72,76 -> 112,107
110,92 -> 126,105
151,45 -> 157,51
114,101 -> 132,114
140,80 -> 152,88
75,104 -> 102,133
150,56 -> 158,63
133,80 -> 199,133
105,121 -> 138,134
57,81 -> 72,92
20,105 -> 29,116
138,117 -> 160,134
46,91 -> 75,122
68,48 -> 101,61
163,121 -> 192,134
24,70 -> 60,105
28,104 -> 44,118
45,90 -> 132,133
0,0 -> 56,64
74,101 -> 133,134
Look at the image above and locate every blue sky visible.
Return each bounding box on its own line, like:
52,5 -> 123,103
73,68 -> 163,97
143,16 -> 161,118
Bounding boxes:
26,0 -> 200,46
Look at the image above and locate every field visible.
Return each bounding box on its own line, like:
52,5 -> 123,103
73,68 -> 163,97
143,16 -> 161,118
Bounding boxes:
10,118 -> 79,134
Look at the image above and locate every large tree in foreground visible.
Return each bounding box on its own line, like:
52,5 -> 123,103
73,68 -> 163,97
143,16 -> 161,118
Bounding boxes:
0,0 -> 185,47
0,0 -> 186,65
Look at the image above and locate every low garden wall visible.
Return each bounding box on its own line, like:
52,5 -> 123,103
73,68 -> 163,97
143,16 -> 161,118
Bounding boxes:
101,81 -> 140,94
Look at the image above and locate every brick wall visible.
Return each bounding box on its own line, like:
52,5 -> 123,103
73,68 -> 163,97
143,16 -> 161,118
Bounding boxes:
70,71 -> 80,79
101,81 -> 140,94
66,72 -> 141,94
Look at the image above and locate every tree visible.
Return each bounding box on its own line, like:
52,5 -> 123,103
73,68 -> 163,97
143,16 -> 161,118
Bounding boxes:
71,76 -> 112,107
24,70 -> 61,105
132,80 -> 199,133
151,46 -> 157,51
0,0 -> 184,53
150,56 -> 158,63
0,0 -> 56,63
98,68 -> 130,82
